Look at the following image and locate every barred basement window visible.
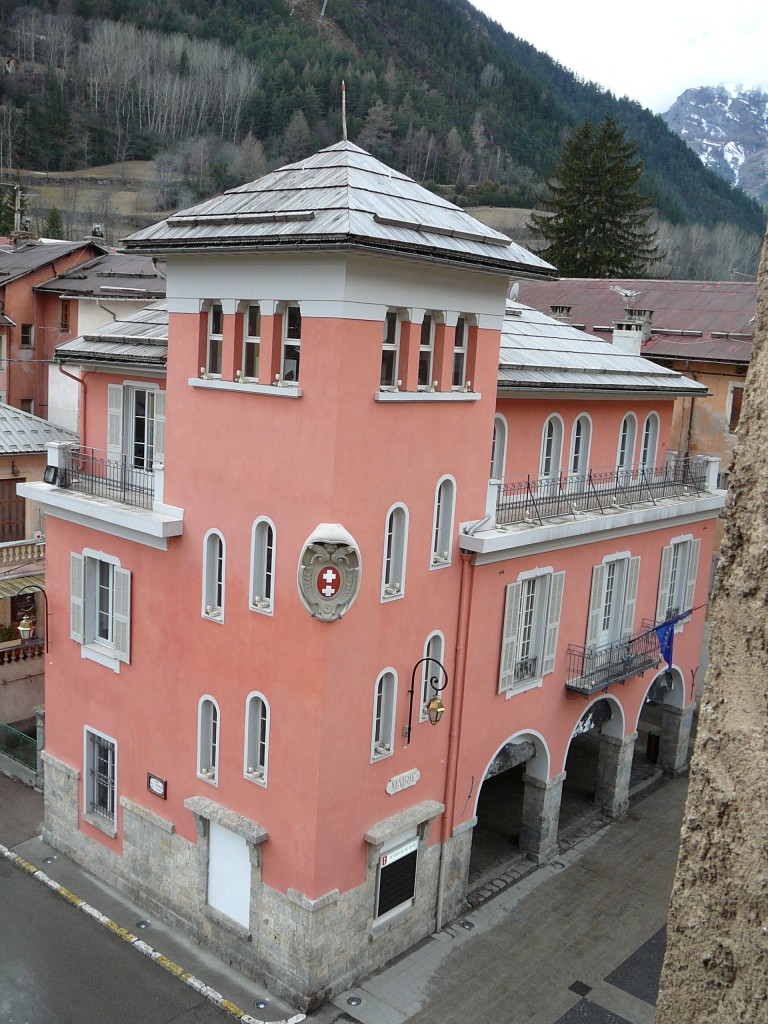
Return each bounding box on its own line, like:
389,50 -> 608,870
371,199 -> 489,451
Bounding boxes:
375,835 -> 418,920
85,728 -> 117,826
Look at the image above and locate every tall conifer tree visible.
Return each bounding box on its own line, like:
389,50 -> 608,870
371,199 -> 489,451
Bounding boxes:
530,115 -> 662,277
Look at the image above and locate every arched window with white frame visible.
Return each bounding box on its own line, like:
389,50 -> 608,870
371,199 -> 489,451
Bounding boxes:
616,414 -> 637,481
431,476 -> 456,567
371,670 -> 397,760
244,692 -> 270,785
420,632 -> 445,722
568,414 -> 591,481
197,696 -> 220,783
381,503 -> 408,599
202,529 -> 225,620
491,414 -> 508,480
639,412 -> 659,474
539,415 -> 563,494
250,517 -> 276,613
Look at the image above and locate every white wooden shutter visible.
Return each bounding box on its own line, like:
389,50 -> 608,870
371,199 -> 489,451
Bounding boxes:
585,563 -> 607,648
621,556 -> 640,638
498,582 -> 522,692
683,538 -> 701,613
113,567 -> 131,664
70,552 -> 84,642
656,544 -> 673,622
152,389 -> 166,467
541,571 -> 565,675
107,384 -> 123,461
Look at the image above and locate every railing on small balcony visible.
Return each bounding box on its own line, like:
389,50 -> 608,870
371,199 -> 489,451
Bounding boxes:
513,654 -> 538,684
566,621 -> 661,695
0,720 -> 38,769
60,446 -> 154,510
0,539 -> 45,566
495,456 -> 709,527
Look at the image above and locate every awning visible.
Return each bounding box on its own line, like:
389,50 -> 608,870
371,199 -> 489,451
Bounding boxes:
0,573 -> 45,599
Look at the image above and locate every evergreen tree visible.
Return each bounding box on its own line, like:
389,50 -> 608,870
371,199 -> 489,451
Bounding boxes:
529,116 -> 662,278
44,205 -> 65,238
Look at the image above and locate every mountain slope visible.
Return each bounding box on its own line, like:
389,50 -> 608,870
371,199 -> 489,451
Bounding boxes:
663,86 -> 768,204
0,0 -> 764,234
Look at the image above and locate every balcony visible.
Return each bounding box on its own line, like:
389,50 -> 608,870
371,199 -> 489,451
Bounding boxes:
17,442 -> 184,549
58,446 -> 154,509
495,456 -> 710,528
565,622 -> 661,695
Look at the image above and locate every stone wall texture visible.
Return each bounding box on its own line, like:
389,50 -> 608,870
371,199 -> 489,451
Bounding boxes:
656,228 -> 768,1022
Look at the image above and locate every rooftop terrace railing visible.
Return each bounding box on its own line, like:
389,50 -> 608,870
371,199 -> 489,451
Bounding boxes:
495,456 -> 709,527
59,445 -> 154,510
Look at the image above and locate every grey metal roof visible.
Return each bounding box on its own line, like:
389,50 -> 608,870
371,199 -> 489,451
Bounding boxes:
56,301 -> 168,367
122,142 -> 555,277
498,303 -> 709,396
0,405 -> 78,455
35,252 -> 167,299
0,240 -> 106,286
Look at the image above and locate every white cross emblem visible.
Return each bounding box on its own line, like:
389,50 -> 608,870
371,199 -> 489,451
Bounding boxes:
320,567 -> 340,597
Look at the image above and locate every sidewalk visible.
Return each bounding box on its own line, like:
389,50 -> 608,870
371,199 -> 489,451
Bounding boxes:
0,768 -> 686,1024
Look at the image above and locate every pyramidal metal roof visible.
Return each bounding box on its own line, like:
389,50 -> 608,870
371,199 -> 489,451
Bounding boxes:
0,404 -> 78,455
498,302 -> 709,396
122,141 -> 555,277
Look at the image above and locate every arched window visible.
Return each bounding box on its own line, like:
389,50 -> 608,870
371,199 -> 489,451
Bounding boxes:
250,517 -> 276,613
569,414 -> 591,480
617,414 -> 637,480
244,692 -> 270,785
202,529 -> 225,620
491,414 -> 508,480
420,632 -> 445,721
371,670 -> 397,759
431,476 -> 456,567
639,412 -> 659,473
539,416 -> 563,493
197,696 -> 220,783
381,504 -> 408,599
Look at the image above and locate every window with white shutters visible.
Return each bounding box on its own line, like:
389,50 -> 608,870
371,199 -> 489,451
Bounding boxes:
585,553 -> 640,650
656,536 -> 700,625
71,551 -> 131,671
498,569 -> 565,693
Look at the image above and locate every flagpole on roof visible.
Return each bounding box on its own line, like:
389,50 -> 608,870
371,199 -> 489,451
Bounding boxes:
342,80 -> 348,142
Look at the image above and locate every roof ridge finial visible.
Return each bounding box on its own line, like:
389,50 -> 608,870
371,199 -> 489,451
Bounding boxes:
342,80 -> 348,142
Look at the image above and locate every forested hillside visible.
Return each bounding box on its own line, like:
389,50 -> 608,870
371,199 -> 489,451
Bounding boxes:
0,0 -> 764,236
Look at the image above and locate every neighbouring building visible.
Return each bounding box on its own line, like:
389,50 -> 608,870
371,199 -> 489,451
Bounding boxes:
0,239 -> 107,415
19,143 -> 724,1010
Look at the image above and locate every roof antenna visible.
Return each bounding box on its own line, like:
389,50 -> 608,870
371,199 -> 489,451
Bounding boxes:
342,80 -> 348,142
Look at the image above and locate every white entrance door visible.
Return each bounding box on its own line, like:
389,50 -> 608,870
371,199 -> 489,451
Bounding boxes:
207,821 -> 251,928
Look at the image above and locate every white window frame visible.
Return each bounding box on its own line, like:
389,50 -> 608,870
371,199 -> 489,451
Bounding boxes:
539,415 -> 564,483
197,695 -> 220,784
371,669 -> 397,760
380,309 -> 401,390
431,475 -> 456,568
207,302 -> 223,377
420,631 -> 445,722
616,413 -> 637,478
417,313 -> 435,390
585,551 -> 640,650
374,829 -> 419,922
656,534 -> 701,627
281,303 -> 301,383
71,549 -> 131,672
202,529 -> 226,621
83,726 -> 117,834
249,516 -> 276,614
244,691 -> 270,785
639,412 -> 659,473
381,503 -> 408,600
568,413 -> 592,479
491,414 -> 508,481
107,381 -> 166,472
498,567 -> 565,694
242,303 -> 261,381
451,316 -> 468,389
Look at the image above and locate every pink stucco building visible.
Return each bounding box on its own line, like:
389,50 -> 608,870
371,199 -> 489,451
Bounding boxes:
20,143 -> 724,1010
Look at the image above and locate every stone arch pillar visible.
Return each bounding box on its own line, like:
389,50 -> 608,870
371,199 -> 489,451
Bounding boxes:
520,771 -> 565,863
644,667 -> 692,776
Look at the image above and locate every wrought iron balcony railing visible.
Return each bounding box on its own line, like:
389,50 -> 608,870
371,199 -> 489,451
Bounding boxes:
495,457 -> 709,527
513,654 -> 538,684
58,446 -> 154,510
565,621 -> 661,695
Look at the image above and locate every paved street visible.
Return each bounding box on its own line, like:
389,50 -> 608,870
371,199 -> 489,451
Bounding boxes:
322,774 -> 688,1024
